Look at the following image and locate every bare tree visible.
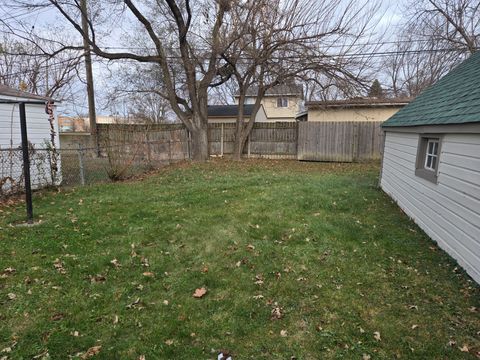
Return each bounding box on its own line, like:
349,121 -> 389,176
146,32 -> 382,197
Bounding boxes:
3,0 -> 249,161
0,34 -> 82,100
381,0 -> 478,97
106,62 -> 176,124
223,0 -> 381,159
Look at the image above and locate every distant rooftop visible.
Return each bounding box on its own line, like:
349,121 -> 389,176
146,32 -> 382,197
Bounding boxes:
0,84 -> 55,102
208,105 -> 258,117
235,83 -> 304,98
306,98 -> 412,109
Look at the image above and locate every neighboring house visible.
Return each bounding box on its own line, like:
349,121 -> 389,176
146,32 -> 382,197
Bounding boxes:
58,115 -> 127,133
0,84 -> 61,193
207,104 -> 268,123
380,51 -> 480,284
234,83 -> 303,122
58,115 -> 137,149
304,98 -> 410,122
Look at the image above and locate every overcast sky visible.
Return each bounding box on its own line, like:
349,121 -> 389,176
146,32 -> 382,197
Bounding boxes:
0,0 -> 410,116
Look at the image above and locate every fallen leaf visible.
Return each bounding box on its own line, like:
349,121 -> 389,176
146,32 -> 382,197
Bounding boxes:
373,331 -> 381,341
253,295 -> 264,300
246,244 -> 255,251
81,345 -> 102,359
447,340 -> 456,347
50,313 -> 65,321
53,258 -> 66,274
126,298 -> 141,309
113,315 -> 119,324
142,272 -> 154,277
193,287 -> 207,298
138,356 -> 146,360
270,304 -> 283,320
411,324 -> 419,330
459,344 -> 469,353
201,266 -> 209,273
359,327 -> 365,334
7,293 -> 16,300
165,339 -> 174,346
110,259 -> 121,268
362,354 -> 371,360
280,330 -> 288,337
89,275 -> 106,283
163,300 -> 169,305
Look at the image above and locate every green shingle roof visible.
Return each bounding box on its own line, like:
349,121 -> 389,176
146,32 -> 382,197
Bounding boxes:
383,51 -> 480,127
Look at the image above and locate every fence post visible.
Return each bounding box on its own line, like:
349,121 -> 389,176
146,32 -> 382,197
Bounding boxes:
247,135 -> 251,158
77,144 -> 86,186
168,139 -> 172,164
353,122 -> 360,162
220,123 -> 224,157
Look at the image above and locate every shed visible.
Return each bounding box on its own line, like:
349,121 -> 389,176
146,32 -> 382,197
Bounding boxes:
380,52 -> 480,283
0,85 -> 61,194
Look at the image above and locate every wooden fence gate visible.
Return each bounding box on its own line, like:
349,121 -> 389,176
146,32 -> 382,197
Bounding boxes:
297,121 -> 384,162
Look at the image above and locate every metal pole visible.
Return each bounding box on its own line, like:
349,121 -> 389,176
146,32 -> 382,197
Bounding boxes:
19,102 -> 33,223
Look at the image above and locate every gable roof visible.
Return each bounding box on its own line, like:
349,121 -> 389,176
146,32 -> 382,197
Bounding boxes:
0,84 -> 54,102
235,83 -> 303,98
383,51 -> 480,127
307,98 -> 411,109
208,105 -> 257,117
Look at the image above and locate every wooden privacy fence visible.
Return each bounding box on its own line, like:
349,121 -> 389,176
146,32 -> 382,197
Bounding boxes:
297,121 -> 384,162
209,122 -> 297,159
96,121 -> 384,162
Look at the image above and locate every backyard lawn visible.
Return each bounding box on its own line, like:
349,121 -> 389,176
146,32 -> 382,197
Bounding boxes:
0,160 -> 479,359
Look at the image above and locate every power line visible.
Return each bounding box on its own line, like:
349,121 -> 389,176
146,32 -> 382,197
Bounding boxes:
0,45 -> 474,79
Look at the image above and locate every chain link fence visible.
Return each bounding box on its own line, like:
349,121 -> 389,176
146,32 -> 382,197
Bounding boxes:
0,138 -> 190,199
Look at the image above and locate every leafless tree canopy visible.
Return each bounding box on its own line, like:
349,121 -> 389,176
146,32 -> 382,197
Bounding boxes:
0,34 -> 82,100
380,0 -> 479,97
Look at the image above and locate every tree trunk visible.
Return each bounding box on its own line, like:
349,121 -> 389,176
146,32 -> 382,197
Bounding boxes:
233,130 -> 248,161
190,124 -> 209,162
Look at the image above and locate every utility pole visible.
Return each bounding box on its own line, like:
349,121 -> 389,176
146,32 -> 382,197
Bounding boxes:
80,0 -> 98,152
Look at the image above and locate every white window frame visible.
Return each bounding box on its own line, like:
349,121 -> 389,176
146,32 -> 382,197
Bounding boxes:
277,97 -> 288,108
424,139 -> 439,171
415,135 -> 443,184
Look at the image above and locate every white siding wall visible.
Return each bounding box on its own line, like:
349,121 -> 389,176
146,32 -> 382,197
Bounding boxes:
381,131 -> 480,283
0,102 -> 61,192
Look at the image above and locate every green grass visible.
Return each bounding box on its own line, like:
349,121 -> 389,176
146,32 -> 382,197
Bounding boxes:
0,160 -> 479,359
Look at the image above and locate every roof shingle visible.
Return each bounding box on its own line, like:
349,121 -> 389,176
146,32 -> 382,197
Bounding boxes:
383,51 -> 480,127
207,105 -> 256,117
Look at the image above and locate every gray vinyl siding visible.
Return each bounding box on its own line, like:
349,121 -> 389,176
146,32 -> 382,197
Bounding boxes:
381,131 -> 480,283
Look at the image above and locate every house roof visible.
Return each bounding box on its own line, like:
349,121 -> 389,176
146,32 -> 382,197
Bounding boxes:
0,84 -> 55,102
383,51 -> 480,127
235,83 -> 303,98
208,104 -> 257,117
306,98 -> 411,109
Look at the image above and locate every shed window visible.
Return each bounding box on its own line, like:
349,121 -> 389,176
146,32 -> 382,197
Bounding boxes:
424,139 -> 439,171
415,135 -> 442,183
277,98 -> 288,108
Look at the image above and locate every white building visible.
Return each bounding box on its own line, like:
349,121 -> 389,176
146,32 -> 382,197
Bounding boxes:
0,85 -> 61,194
380,52 -> 480,284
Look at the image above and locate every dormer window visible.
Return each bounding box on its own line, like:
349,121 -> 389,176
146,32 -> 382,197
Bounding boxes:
277,98 -> 288,108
